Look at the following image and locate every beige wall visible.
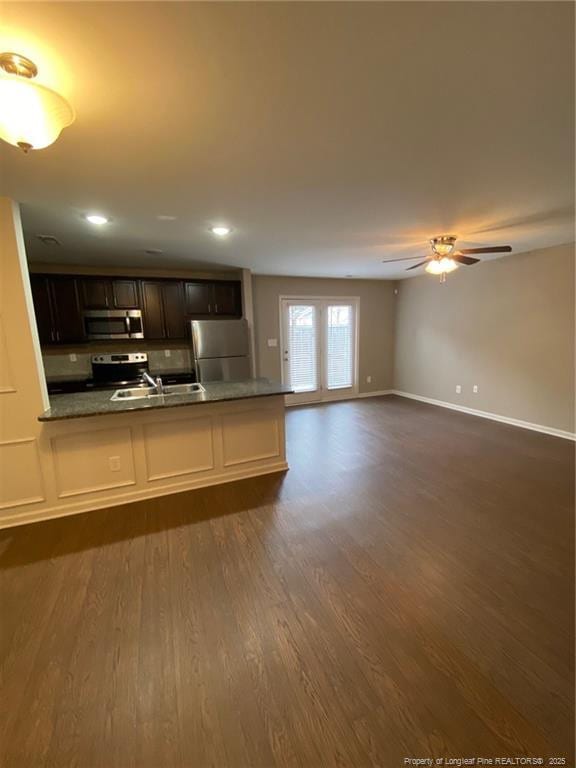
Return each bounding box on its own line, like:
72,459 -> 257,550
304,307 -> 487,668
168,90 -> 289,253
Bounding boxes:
394,243 -> 575,432
252,275 -> 396,394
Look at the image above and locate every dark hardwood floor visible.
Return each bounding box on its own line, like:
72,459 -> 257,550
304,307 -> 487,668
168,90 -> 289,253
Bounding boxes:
1,396 -> 574,767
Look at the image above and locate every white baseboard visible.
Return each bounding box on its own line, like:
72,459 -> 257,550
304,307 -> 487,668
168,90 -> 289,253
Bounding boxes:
357,389 -> 394,399
285,389 -> 392,407
391,390 -> 576,442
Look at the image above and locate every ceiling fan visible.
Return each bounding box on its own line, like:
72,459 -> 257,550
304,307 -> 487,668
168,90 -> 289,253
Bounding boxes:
383,236 -> 512,282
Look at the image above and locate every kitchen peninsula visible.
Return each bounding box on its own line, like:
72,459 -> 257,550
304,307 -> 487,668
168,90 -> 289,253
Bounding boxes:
0,198 -> 291,529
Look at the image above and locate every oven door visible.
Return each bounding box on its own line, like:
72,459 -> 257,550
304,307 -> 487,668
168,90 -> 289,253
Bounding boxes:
83,310 -> 144,340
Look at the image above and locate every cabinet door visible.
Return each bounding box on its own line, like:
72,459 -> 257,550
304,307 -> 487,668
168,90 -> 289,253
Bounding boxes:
81,278 -> 111,309
141,281 -> 165,339
184,282 -> 213,315
213,282 -> 242,316
30,275 -> 55,345
50,278 -> 85,343
112,279 -> 139,309
162,282 -> 186,339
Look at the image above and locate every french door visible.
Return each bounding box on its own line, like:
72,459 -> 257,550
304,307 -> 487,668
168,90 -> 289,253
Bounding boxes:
280,298 -> 358,405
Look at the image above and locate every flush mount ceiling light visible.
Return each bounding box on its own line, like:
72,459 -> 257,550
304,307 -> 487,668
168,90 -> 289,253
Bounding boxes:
0,52 -> 75,152
85,214 -> 109,225
210,225 -> 232,237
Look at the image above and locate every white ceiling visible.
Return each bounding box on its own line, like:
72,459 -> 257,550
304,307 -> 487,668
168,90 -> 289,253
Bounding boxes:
0,1 -> 574,278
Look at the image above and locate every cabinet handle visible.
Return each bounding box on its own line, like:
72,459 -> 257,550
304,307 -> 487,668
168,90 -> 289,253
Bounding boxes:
55,330 -> 60,342
50,330 -> 55,342
208,304 -> 212,314
214,303 -> 219,314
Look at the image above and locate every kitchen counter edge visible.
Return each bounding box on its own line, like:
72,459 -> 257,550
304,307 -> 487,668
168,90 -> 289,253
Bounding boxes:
39,379 -> 293,422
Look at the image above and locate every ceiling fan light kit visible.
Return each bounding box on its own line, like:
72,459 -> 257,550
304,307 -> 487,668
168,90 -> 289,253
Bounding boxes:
383,235 -> 513,282
0,52 -> 75,152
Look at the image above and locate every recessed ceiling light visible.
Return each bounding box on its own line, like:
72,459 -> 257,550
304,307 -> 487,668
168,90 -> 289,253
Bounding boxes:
85,214 -> 109,225
210,225 -> 231,237
145,248 -> 163,255
157,215 -> 177,221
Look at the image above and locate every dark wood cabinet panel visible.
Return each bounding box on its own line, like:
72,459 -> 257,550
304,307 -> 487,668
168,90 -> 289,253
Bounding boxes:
30,276 -> 54,345
112,280 -> 139,309
141,281 -> 165,340
31,275 -> 84,344
184,282 -> 213,315
162,282 -> 186,339
214,282 -> 242,316
81,278 -> 140,310
50,278 -> 84,343
81,278 -> 111,309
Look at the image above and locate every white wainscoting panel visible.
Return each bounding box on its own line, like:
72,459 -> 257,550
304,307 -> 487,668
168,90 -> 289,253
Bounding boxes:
144,415 -> 214,481
52,427 -> 136,498
0,438 -> 44,509
222,408 -> 280,467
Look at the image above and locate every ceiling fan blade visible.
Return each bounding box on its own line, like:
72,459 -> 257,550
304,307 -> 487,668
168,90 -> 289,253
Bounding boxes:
381,256 -> 427,263
406,260 -> 430,271
453,253 -> 480,266
459,245 -> 512,254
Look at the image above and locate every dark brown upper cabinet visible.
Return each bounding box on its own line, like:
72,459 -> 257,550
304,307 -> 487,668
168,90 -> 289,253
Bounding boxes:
213,282 -> 242,316
80,278 -> 140,310
184,282 -> 213,315
141,281 -> 186,340
184,281 -> 242,317
30,275 -> 84,344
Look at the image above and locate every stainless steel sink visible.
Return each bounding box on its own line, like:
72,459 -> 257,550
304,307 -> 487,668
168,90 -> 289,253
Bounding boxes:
110,383 -> 205,401
162,383 -> 205,396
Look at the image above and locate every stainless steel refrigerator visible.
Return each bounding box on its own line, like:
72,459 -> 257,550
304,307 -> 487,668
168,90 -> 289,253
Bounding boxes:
190,319 -> 252,382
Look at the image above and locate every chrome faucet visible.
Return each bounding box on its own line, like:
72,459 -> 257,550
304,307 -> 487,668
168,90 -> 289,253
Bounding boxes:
142,371 -> 164,394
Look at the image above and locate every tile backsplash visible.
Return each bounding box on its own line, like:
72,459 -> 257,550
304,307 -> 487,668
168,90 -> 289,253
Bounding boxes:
42,347 -> 192,379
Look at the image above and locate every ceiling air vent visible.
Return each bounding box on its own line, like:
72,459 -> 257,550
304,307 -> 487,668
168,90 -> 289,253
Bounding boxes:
37,234 -> 61,247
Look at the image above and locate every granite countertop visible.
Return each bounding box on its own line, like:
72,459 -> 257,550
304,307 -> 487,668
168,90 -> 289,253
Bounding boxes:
39,379 -> 293,421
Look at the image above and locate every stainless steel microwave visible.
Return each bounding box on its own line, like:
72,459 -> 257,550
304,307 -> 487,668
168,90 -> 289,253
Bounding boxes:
83,309 -> 144,340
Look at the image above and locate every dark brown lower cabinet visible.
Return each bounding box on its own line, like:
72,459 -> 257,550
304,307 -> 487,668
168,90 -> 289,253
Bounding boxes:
141,281 -> 186,340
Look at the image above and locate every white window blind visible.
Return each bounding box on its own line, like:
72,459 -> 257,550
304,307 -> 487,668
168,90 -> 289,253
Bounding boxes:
326,305 -> 353,390
287,304 -> 318,392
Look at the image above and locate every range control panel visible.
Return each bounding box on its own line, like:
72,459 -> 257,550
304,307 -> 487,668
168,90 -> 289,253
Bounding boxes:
91,353 -> 148,364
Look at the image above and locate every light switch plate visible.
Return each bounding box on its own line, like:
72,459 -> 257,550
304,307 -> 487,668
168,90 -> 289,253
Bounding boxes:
267,338 -> 278,348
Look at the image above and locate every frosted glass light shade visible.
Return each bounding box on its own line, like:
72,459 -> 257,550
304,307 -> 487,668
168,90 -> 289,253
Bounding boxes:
425,257 -> 459,275
0,75 -> 74,151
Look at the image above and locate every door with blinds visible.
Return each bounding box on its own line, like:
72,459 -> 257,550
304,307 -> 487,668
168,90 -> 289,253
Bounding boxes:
281,298 -> 358,405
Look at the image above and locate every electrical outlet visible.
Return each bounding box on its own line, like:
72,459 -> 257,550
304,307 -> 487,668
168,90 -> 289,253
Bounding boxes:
69,353 -> 77,362
108,456 -> 121,472
164,349 -> 171,358
366,375 -> 372,384
455,384 -> 462,394
473,384 -> 479,394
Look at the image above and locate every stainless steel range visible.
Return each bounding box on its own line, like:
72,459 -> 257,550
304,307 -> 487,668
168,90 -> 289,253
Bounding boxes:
91,353 -> 149,388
